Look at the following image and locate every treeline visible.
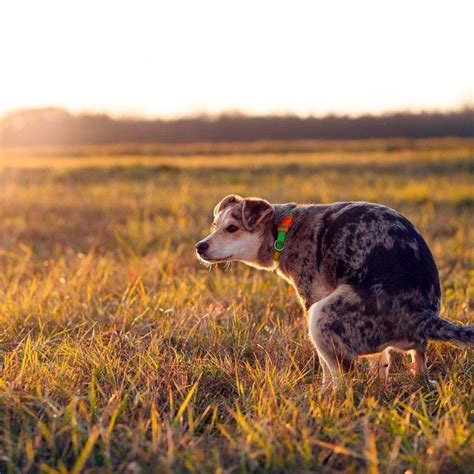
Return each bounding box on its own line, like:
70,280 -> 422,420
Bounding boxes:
1,107 -> 473,147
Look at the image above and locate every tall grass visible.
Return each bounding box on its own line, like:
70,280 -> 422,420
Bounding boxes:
0,140 -> 472,472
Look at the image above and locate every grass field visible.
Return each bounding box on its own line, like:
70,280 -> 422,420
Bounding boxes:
0,139 -> 473,473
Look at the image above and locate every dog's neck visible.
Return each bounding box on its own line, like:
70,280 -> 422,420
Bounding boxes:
271,203 -> 297,240
254,203 -> 297,270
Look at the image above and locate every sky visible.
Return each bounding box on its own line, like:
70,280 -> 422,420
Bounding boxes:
0,0 -> 473,118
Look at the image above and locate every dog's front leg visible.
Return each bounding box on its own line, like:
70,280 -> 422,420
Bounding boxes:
307,289 -> 357,392
316,351 -> 332,388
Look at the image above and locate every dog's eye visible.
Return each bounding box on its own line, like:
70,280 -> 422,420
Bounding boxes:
226,225 -> 239,233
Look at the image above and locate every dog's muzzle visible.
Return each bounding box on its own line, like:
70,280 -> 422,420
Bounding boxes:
195,241 -> 209,255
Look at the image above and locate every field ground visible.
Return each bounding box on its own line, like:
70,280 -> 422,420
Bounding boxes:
0,139 -> 473,473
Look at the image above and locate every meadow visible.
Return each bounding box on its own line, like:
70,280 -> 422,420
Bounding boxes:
0,139 -> 473,473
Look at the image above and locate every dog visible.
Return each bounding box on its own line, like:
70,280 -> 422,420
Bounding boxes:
196,195 -> 474,389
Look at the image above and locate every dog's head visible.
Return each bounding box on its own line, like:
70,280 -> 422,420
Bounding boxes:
196,194 -> 274,265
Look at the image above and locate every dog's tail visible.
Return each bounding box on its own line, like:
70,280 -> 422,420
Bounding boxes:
422,316 -> 474,347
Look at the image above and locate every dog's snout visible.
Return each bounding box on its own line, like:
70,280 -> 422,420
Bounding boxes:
196,241 -> 209,253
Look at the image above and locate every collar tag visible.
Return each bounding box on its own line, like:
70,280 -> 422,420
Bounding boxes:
273,210 -> 294,262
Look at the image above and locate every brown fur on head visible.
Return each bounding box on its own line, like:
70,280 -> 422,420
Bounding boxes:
196,195 -> 275,267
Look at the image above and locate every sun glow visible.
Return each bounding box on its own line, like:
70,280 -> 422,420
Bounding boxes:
0,0 -> 472,118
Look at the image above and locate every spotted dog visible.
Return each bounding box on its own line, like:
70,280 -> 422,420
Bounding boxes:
196,195 -> 474,390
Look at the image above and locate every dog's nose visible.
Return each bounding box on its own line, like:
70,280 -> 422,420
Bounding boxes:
196,241 -> 209,253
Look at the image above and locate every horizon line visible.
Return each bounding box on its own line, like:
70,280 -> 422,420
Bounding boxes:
2,103 -> 473,122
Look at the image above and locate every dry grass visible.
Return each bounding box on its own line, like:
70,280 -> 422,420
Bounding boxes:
0,139 -> 473,473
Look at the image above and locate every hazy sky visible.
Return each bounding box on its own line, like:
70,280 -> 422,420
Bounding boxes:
1,0 -> 473,118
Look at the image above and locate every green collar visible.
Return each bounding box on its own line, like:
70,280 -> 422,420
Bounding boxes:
273,209 -> 295,262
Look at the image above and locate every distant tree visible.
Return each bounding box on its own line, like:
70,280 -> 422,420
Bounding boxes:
1,107 -> 473,147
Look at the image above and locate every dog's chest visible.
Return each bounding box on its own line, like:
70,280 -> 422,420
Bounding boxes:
277,266 -> 333,309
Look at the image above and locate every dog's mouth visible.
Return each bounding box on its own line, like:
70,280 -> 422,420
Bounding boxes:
197,253 -> 233,263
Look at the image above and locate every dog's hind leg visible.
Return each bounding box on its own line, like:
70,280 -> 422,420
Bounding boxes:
407,342 -> 436,386
409,346 -> 427,376
368,349 -> 391,384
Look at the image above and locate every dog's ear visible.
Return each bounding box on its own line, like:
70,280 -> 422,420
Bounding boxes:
241,198 -> 274,230
213,194 -> 243,216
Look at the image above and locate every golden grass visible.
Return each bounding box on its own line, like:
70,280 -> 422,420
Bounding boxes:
0,139 -> 473,472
